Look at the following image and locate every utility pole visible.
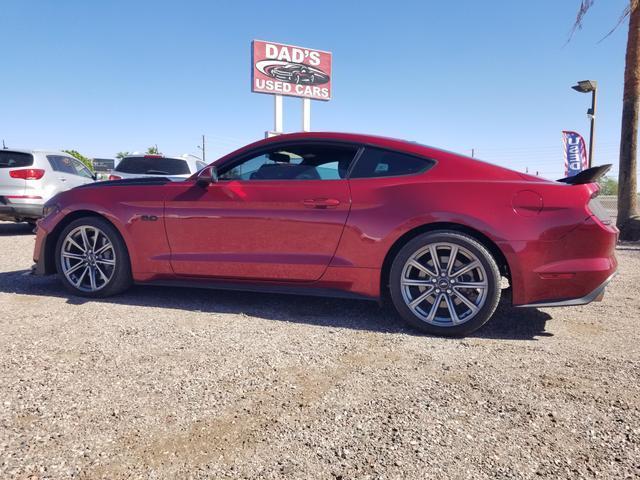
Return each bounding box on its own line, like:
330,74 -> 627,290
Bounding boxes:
2,139 -> 6,149
201,135 -> 206,163
471,148 -> 475,158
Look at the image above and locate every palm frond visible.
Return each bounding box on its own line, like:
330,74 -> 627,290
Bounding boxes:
598,0 -> 637,43
568,0 -> 595,43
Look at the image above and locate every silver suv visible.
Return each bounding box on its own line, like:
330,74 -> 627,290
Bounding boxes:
0,149 -> 96,224
109,154 -> 206,181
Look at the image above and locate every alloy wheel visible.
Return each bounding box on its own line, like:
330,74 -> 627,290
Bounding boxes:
400,242 -> 489,326
60,225 -> 116,292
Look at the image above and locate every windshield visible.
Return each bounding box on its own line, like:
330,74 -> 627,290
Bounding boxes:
115,157 -> 190,175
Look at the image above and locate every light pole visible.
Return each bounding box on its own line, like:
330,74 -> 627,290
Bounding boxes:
197,135 -> 206,163
571,80 -> 597,168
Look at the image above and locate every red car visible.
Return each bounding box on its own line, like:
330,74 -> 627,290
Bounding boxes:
32,132 -> 618,336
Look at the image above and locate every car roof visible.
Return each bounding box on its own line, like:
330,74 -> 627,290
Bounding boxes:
201,131 -> 536,183
221,132 -> 451,159
0,148 -> 71,156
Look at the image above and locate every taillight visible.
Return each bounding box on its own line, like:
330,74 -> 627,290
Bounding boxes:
9,168 -> 45,180
588,196 -> 612,225
108,174 -> 122,180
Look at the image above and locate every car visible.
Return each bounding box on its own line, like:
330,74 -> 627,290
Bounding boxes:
268,63 -> 329,85
108,154 -> 206,181
0,149 -> 96,224
32,132 -> 618,336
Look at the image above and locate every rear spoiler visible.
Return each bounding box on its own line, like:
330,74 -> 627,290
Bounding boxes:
557,164 -> 612,185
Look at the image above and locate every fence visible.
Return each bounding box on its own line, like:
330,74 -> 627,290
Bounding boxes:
598,194 -> 640,221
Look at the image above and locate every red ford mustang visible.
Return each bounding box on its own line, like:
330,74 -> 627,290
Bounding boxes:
32,132 -> 618,336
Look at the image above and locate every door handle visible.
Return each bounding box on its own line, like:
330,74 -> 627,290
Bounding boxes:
303,198 -> 340,209
59,178 -> 67,182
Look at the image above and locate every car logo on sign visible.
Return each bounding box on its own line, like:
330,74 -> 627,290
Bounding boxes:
255,60 -> 330,85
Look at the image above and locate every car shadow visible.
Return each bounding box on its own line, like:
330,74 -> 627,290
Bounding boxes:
0,268 -> 553,340
0,222 -> 34,236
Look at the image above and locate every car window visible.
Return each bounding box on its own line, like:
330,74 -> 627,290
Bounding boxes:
47,155 -> 77,175
0,151 -> 33,168
219,144 -> 358,181
115,157 -> 190,175
68,157 -> 94,179
350,147 -> 435,178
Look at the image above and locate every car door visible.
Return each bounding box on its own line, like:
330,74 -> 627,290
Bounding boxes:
47,155 -> 93,192
164,142 -> 360,281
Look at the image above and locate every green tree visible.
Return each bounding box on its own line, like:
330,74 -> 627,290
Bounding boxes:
599,176 -> 619,195
62,149 -> 94,171
146,145 -> 160,155
572,0 -> 640,239
115,151 -> 130,160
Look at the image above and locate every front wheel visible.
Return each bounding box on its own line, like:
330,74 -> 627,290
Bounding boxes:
389,231 -> 501,337
55,217 -> 132,297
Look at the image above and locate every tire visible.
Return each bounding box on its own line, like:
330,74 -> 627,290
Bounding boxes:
389,231 -> 501,337
55,216 -> 132,298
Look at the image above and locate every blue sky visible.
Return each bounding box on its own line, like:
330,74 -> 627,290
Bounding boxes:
0,0 -> 631,180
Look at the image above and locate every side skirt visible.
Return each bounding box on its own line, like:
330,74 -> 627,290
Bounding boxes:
134,279 -> 378,302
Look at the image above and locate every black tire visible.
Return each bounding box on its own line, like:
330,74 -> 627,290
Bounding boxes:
389,231 -> 501,337
55,216 -> 132,298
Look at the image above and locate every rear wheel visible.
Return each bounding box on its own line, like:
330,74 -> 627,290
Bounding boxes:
389,231 -> 501,336
55,217 -> 132,297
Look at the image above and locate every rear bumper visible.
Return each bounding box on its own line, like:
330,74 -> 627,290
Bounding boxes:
502,215 -> 618,307
0,202 -> 43,221
516,272 -> 616,308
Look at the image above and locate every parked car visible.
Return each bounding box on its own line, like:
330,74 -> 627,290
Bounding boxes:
32,132 -> 618,336
0,149 -> 96,224
108,154 -> 206,181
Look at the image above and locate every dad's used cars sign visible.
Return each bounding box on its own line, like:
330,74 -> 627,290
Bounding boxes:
251,40 -> 332,101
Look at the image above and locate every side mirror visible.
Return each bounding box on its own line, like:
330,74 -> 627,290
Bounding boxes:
196,165 -> 219,187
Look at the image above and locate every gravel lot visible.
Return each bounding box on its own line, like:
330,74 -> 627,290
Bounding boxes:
0,221 -> 638,479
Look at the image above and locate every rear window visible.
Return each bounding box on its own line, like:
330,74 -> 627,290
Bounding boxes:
0,151 -> 34,168
115,157 -> 190,175
350,147 -> 434,178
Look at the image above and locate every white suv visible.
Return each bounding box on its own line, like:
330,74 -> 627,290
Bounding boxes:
0,149 -> 96,224
108,154 -> 206,181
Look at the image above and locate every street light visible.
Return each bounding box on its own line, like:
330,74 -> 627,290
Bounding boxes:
571,80 -> 597,168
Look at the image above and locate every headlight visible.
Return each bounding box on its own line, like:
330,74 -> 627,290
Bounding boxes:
42,204 -> 60,217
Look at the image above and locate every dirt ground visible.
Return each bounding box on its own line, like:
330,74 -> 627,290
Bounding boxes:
0,221 -> 638,479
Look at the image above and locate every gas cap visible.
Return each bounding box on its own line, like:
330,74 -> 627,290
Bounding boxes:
512,190 -> 543,217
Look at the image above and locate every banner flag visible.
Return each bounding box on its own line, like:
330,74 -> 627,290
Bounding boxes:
562,130 -> 588,177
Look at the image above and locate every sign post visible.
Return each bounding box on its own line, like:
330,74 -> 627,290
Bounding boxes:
274,95 -> 283,133
252,40 -> 332,134
302,98 -> 311,132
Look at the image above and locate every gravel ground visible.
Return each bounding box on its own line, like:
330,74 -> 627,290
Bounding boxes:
0,221 -> 638,479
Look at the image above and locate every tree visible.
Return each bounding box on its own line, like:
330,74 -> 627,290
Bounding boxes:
572,0 -> 640,240
115,151 -> 130,160
146,145 -> 159,155
62,149 -> 94,171
599,176 -> 619,195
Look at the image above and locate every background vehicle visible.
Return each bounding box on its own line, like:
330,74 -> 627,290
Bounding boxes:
32,132 -> 618,336
0,149 -> 95,224
108,154 -> 205,181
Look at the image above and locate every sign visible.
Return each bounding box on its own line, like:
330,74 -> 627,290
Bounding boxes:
92,158 -> 115,172
562,131 -> 588,177
251,40 -> 332,101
